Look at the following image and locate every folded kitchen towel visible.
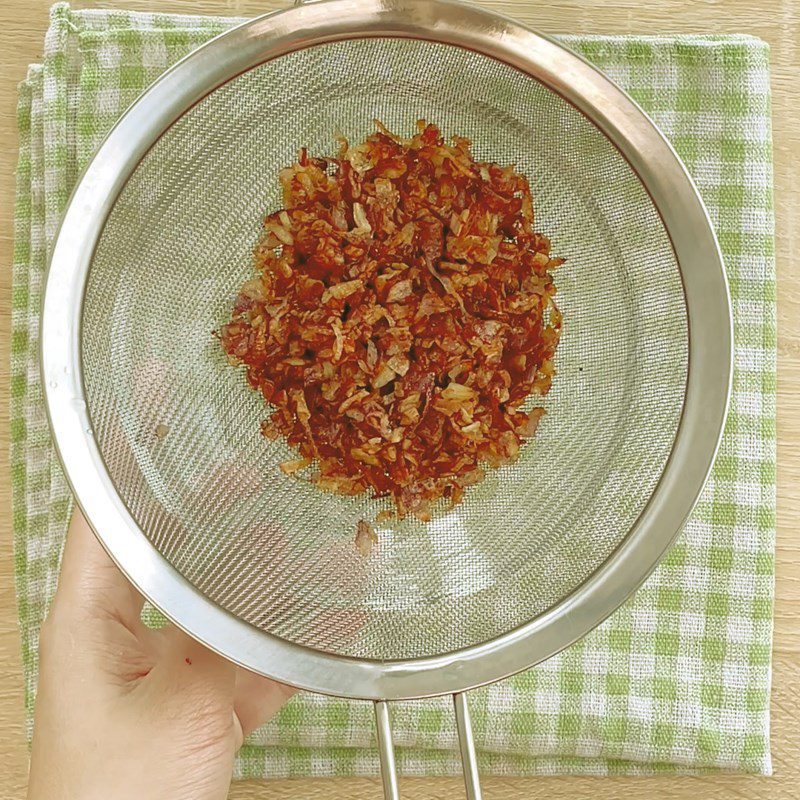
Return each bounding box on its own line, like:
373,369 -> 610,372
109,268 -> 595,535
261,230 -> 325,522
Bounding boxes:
11,2 -> 776,777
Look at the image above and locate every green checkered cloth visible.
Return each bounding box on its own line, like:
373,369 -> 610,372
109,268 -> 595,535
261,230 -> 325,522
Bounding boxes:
11,2 -> 776,778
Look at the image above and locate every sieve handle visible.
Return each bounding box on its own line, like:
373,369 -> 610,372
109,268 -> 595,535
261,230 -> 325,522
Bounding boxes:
375,701 -> 401,799
454,693 -> 483,800
373,695 -> 483,799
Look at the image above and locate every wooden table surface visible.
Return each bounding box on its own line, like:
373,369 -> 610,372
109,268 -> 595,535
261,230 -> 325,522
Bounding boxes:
1,1 -> 798,798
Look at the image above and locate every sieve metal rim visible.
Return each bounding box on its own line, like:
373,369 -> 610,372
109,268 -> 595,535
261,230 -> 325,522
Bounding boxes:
41,0 -> 731,701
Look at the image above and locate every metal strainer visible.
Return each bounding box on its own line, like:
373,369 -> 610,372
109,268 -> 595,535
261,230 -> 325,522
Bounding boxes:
41,1 -> 731,796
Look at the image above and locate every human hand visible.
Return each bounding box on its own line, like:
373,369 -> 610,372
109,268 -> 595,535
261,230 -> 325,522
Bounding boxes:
27,509 -> 296,800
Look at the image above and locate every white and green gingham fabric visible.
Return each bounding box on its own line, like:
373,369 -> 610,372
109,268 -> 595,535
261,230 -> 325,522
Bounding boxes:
11,2 -> 776,778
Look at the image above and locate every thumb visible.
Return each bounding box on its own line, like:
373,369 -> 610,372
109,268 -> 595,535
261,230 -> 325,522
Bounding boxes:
54,508 -> 145,628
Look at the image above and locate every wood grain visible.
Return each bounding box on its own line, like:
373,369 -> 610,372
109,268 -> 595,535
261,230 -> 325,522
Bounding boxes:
0,1 -> 797,798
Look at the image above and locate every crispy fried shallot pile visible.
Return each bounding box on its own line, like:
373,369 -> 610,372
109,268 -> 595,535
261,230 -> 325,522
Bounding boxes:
220,121 -> 562,521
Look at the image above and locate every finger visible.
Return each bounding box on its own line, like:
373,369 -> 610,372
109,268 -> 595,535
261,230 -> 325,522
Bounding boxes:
54,507 -> 145,627
233,668 -> 297,739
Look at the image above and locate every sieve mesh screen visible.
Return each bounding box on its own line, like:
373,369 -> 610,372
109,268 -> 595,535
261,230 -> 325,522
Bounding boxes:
82,38 -> 687,661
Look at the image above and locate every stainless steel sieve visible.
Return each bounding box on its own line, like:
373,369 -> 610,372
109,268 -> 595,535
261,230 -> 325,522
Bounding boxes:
41,1 -> 732,797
